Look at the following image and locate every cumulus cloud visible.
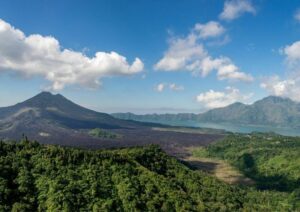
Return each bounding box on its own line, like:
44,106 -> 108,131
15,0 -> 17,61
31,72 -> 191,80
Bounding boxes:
261,41 -> 300,101
219,0 -> 256,21
281,41 -> 300,65
196,86 -> 253,109
261,76 -> 296,97
154,33 -> 207,71
155,83 -> 184,92
0,19 -> 144,90
154,22 -> 253,82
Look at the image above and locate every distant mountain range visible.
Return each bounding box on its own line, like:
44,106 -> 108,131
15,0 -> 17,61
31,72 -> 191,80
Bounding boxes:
112,96 -> 300,128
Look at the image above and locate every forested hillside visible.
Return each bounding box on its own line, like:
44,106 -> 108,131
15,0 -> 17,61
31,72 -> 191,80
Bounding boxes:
196,133 -> 300,192
0,139 -> 297,211
192,133 -> 300,209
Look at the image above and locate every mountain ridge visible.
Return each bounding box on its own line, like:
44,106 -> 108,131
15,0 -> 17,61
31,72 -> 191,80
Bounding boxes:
112,96 -> 300,128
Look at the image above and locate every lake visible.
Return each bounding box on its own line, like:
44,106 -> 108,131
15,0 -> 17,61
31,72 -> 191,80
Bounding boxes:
151,120 -> 300,137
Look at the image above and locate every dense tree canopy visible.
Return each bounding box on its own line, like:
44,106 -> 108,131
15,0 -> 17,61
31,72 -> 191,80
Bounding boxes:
193,132 -> 300,210
0,138 -> 298,211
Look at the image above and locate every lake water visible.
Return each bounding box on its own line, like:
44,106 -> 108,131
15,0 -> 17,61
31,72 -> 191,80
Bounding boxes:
153,120 -> 300,137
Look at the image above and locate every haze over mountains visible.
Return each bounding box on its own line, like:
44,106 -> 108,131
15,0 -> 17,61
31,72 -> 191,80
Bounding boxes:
113,96 -> 300,128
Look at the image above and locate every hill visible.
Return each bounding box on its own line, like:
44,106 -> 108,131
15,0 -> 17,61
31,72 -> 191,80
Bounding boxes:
0,140 -> 297,211
113,96 -> 300,128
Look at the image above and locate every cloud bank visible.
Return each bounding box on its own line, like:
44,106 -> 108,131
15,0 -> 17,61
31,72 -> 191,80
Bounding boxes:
0,19 -> 144,90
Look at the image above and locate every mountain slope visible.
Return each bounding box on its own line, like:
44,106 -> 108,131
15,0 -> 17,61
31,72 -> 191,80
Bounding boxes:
197,96 -> 300,126
0,92 -> 148,142
113,96 -> 300,128
0,92 -> 136,128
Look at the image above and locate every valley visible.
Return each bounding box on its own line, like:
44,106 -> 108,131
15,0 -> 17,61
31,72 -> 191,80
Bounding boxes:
2,1 -> 300,210
0,92 -> 299,210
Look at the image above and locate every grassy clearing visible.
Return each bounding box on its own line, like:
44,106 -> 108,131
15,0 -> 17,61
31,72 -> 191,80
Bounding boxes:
184,147 -> 255,186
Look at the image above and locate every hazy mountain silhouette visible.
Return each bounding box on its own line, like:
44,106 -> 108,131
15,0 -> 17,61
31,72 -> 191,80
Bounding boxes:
113,96 -> 300,128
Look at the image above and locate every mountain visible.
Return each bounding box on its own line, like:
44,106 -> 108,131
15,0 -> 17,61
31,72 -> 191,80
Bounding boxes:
113,96 -> 300,128
0,91 -> 143,129
0,92 -> 149,144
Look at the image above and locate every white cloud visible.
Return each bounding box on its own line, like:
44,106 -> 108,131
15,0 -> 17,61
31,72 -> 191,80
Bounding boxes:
155,83 -> 184,92
219,0 -> 256,21
196,86 -> 253,109
169,83 -> 184,91
154,33 -> 207,71
0,19 -> 144,90
294,9 -> 300,23
154,24 -> 253,82
194,21 -> 225,39
261,76 -> 296,97
155,83 -> 166,92
217,63 -> 253,81
282,41 -> 300,64
261,41 -> 300,101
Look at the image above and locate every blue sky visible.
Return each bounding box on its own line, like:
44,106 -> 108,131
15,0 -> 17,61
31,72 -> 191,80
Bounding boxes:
1,0 -> 300,113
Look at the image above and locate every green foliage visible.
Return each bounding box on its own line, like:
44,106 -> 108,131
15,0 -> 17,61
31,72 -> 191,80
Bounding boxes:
203,133 -> 300,192
88,128 -> 121,139
0,140 -> 298,211
194,133 -> 300,209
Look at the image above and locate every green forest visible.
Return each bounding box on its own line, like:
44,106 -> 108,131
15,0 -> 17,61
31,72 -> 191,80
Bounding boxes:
193,133 -> 300,209
0,138 -> 298,211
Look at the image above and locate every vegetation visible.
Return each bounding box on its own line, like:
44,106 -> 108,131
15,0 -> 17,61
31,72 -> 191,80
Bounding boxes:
0,139 -> 298,211
184,154 -> 254,185
88,128 -> 121,139
192,133 -> 300,208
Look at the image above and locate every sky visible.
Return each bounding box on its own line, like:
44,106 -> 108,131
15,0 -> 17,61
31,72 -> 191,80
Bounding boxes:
1,0 -> 300,114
